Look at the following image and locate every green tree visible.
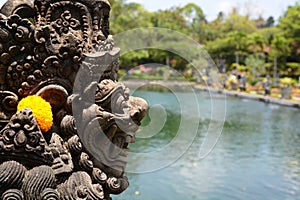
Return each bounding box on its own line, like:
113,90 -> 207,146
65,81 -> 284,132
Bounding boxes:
227,31 -> 247,66
245,55 -> 266,80
222,13 -> 257,34
206,13 -> 258,67
205,15 -> 223,42
247,33 -> 267,79
152,7 -> 189,33
110,1 -> 153,34
265,16 -> 275,27
179,3 -> 207,43
269,35 -> 290,83
279,3 -> 300,55
109,1 -> 299,78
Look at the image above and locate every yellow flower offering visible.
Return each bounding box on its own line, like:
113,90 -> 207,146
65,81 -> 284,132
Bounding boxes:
17,95 -> 53,133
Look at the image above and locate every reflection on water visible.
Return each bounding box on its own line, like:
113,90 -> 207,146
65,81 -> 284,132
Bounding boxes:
114,90 -> 300,200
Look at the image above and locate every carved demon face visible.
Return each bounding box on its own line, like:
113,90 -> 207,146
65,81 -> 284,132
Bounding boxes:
75,79 -> 147,178
0,0 -> 147,198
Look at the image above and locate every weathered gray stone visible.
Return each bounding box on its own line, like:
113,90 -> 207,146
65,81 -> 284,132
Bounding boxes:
0,0 -> 147,199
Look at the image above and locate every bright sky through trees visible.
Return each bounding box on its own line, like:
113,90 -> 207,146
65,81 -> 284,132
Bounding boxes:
127,0 -> 299,22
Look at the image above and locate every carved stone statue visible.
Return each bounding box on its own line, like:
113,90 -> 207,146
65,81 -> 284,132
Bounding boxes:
0,0 -> 148,199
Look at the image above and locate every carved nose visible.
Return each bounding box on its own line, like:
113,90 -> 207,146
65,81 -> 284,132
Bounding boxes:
128,96 -> 148,124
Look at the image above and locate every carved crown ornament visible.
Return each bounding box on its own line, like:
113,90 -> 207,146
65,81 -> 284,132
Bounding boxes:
0,0 -> 148,199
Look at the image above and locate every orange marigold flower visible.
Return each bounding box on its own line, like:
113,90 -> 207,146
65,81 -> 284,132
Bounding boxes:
17,95 -> 53,133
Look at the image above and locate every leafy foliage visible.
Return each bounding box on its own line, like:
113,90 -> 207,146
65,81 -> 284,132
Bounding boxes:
109,0 -> 300,80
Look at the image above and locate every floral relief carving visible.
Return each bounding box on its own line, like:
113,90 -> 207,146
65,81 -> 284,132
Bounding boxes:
54,10 -> 81,34
0,0 -> 148,199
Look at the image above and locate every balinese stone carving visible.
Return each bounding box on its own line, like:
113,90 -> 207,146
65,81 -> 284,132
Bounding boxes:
0,0 -> 148,199
0,108 -> 54,166
0,161 -> 26,194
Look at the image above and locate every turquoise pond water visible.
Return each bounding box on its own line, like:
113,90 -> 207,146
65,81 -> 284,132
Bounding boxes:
114,87 -> 300,200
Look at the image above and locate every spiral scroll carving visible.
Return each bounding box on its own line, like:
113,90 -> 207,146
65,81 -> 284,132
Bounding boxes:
57,171 -> 105,200
0,161 -> 26,195
2,189 -> 24,200
106,177 -> 129,195
40,188 -> 59,200
0,91 -> 18,112
67,135 -> 82,155
92,168 -> 108,185
60,115 -> 77,137
22,166 -> 56,200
